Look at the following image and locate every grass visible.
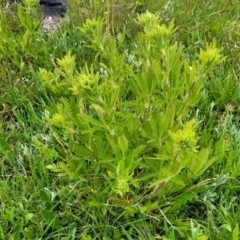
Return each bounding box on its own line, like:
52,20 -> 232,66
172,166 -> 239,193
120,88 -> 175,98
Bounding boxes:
0,0 -> 240,239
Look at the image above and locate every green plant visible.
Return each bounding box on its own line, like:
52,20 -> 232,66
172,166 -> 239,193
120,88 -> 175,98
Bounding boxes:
36,11 -> 227,238
1,0 -> 240,238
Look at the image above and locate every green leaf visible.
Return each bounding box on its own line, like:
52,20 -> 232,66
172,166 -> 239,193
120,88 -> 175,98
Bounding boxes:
41,209 -> 61,230
221,224 -> 232,232
40,189 -> 50,202
118,135 -> 128,157
189,148 -> 217,177
14,217 -> 23,235
23,228 -> 35,239
165,189 -> 197,213
46,164 -> 63,173
233,225 -> 239,240
78,113 -> 105,128
106,135 -> 121,156
126,145 -> 145,170
0,137 -> 14,164
108,171 -> 116,179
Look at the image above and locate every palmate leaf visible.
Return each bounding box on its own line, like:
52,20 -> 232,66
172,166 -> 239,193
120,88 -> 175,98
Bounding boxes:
57,51 -> 76,79
47,98 -> 77,128
148,109 -> 160,139
104,40 -> 126,79
91,131 -> 110,159
17,6 -> 40,32
148,161 -> 183,189
132,69 -> 151,97
91,104 -> 117,127
62,97 -> 80,120
149,104 -> 176,141
183,61 -> 198,89
126,114 -> 140,138
187,148 -> 218,178
198,41 -> 226,66
143,156 -> 160,174
106,135 -> 121,157
69,142 -> 91,157
169,60 -> 183,89
162,43 -> 183,74
91,104 -> 106,124
187,77 -> 206,106
118,135 -> 129,157
129,74 -> 142,97
125,145 -> 145,170
109,86 -> 122,109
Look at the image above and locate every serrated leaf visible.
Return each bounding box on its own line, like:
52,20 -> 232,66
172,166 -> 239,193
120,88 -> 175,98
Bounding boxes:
116,159 -> 126,176
190,148 -> 217,177
118,135 -> 128,157
78,113 -> 105,128
46,164 -> 62,172
106,135 -> 120,156
126,145 -> 145,169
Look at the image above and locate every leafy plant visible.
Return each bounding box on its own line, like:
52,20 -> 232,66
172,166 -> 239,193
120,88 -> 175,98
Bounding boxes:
1,0 -> 240,239
36,11 -> 227,238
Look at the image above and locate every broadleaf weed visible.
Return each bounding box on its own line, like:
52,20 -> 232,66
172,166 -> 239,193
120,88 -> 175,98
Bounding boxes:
1,0 -> 240,239
36,11 -> 228,238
